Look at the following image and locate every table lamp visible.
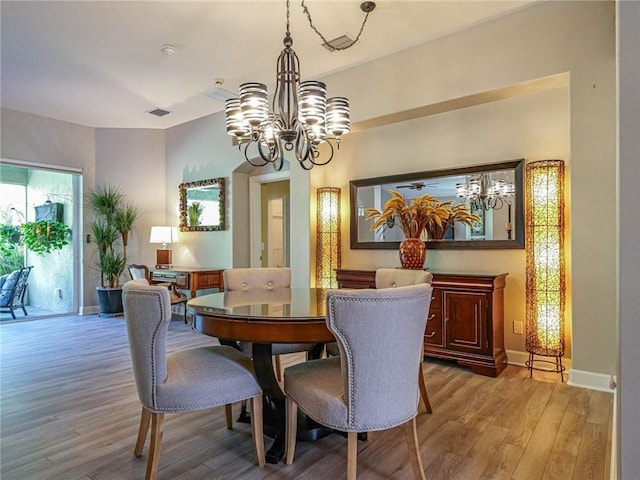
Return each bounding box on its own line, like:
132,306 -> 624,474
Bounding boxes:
149,226 -> 179,269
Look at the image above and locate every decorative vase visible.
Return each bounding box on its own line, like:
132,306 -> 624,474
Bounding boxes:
427,222 -> 449,241
398,238 -> 426,270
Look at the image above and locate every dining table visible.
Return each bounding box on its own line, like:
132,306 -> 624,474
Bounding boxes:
187,287 -> 336,464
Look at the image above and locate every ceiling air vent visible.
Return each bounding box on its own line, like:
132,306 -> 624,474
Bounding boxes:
322,34 -> 355,52
148,108 -> 170,117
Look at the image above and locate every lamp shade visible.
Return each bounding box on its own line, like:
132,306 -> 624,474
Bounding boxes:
316,187 -> 341,289
149,226 -> 179,245
525,159 -> 566,381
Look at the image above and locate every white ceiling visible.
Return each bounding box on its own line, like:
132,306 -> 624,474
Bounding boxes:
1,1 -> 536,129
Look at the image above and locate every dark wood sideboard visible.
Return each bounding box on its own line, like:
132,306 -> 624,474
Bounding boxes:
335,269 -> 508,377
150,267 -> 224,298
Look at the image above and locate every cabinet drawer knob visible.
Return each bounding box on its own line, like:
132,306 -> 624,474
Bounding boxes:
425,331 -> 436,338
428,314 -> 435,320
445,317 -> 449,322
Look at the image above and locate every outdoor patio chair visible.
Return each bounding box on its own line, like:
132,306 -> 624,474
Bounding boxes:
0,266 -> 33,319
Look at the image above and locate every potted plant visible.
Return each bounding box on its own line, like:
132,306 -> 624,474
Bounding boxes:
187,201 -> 204,226
365,190 -> 479,269
88,185 -> 138,316
21,220 -> 71,255
0,224 -> 24,275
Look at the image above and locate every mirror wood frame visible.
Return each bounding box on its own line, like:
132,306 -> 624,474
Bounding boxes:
350,159 -> 524,250
179,178 -> 226,232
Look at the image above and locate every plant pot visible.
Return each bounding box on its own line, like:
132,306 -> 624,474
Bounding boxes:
398,238 -> 426,270
96,287 -> 123,317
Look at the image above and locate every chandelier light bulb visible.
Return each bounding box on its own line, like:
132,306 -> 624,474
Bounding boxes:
455,183 -> 467,197
326,97 -> 350,137
298,81 -> 327,126
457,172 -> 515,210
224,98 -> 250,137
239,82 -> 268,127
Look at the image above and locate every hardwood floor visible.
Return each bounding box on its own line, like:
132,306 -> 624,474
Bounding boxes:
0,314 -> 612,480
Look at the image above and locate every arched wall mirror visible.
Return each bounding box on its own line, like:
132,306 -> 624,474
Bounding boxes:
179,178 -> 226,231
350,159 -> 524,250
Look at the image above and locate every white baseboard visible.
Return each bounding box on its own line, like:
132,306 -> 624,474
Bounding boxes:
567,369 -> 614,393
610,386 -> 617,480
507,350 -> 614,393
507,350 -> 571,371
506,349 -> 572,371
80,305 -> 99,315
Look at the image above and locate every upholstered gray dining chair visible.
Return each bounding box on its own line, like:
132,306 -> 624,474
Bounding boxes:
376,268 -> 433,414
127,263 -> 188,323
122,279 -> 265,480
223,267 -> 313,382
326,267 -> 434,414
284,285 -> 433,479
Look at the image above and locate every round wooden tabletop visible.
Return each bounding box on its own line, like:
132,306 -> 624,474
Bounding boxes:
187,287 -> 336,344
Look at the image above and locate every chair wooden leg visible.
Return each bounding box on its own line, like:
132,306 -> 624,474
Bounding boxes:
145,412 -> 165,480
249,395 -> 266,467
347,432 -> 358,480
418,362 -> 432,414
404,417 -> 426,480
284,396 -> 298,465
225,404 -> 233,429
134,407 -> 151,457
275,355 -> 283,382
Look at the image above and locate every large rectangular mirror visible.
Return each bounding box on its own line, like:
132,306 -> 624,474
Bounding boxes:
179,178 -> 226,231
350,159 -> 524,249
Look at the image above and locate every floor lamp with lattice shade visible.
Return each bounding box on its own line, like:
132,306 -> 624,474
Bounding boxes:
525,160 -> 566,381
316,187 -> 341,289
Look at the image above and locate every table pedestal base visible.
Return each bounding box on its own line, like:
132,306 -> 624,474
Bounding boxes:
237,396 -> 333,464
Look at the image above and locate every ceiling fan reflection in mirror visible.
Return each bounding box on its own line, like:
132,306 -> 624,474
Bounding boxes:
395,181 -> 437,190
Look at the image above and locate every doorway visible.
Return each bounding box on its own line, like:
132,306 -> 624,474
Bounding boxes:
261,180 -> 289,267
249,170 -> 290,269
0,162 -> 81,321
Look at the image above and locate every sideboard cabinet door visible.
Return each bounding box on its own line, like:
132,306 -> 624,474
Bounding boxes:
444,292 -> 488,354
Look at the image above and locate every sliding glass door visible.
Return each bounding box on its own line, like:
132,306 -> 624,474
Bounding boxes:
0,161 -> 81,321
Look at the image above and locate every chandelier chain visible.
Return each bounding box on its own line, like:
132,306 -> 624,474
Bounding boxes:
301,0 -> 372,50
286,0 -> 291,35
225,0 -> 361,170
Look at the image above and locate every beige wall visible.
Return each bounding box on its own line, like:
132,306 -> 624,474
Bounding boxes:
1,108 -> 96,311
310,0 -> 615,378
0,1 -> 616,377
0,114 -> 167,311
317,88 -> 570,358
164,113 -> 239,270
163,110 -> 312,287
94,128 -> 166,272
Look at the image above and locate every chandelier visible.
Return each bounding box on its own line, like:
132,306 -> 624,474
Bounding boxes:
224,0 -> 375,171
456,173 -> 515,210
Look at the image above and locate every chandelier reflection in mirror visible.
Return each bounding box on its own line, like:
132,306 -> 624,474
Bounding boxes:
224,0 -> 375,171
456,173 -> 515,210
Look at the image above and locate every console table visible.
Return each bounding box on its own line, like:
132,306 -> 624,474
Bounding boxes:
336,268 -> 508,377
150,267 -> 224,298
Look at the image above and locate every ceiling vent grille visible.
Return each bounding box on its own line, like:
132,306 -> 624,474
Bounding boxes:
322,34 -> 355,52
204,88 -> 236,103
148,108 -> 170,117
